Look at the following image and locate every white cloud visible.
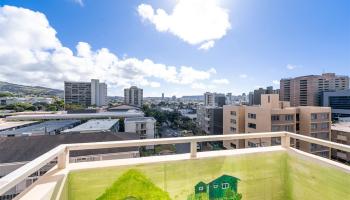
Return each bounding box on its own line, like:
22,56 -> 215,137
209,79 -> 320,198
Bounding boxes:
212,78 -> 229,84
0,5 -> 220,94
239,74 -> 248,78
137,0 -> 231,50
73,0 -> 84,6
272,80 -> 280,85
286,64 -> 298,70
198,40 -> 215,50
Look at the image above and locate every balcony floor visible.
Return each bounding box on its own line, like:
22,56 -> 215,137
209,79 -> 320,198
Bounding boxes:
60,147 -> 349,200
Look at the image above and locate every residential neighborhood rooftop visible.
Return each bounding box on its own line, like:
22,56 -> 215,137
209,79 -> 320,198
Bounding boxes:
0,120 -> 80,137
0,132 -> 140,163
0,120 -> 38,131
331,122 -> 350,133
62,119 -> 119,133
124,117 -> 156,122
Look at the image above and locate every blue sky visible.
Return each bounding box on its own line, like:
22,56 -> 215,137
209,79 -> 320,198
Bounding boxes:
0,0 -> 349,97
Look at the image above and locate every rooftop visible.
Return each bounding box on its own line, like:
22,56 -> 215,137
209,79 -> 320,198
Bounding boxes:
62,119 -> 119,133
0,120 -> 80,136
108,105 -> 140,111
332,122 -> 350,133
5,111 -> 144,121
124,117 -> 156,122
0,120 -> 37,131
0,132 -> 139,163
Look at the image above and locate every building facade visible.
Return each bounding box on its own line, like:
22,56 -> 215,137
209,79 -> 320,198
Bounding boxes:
330,122 -> 350,164
322,89 -> 350,120
64,79 -> 107,107
249,86 -> 279,105
197,106 -> 223,135
204,92 -> 226,107
124,117 -> 156,140
223,94 -> 331,158
124,86 -> 143,107
280,73 -> 349,106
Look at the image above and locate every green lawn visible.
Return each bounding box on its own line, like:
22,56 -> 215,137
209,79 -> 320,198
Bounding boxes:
67,152 -> 350,200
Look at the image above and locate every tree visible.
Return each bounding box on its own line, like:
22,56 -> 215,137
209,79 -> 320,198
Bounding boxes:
64,103 -> 83,111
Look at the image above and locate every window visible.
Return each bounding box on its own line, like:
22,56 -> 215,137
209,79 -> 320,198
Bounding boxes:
311,113 -> 318,120
271,125 -> 279,132
230,127 -> 236,132
198,186 -> 204,191
320,113 -> 329,120
248,123 -> 256,129
230,143 -> 237,148
213,184 -> 218,189
311,123 -> 317,130
230,119 -> 236,124
285,115 -> 294,121
285,125 -> 294,132
248,141 -> 259,147
321,123 -> 329,129
271,115 -> 280,121
248,113 -> 256,119
296,114 -> 300,121
230,111 -> 236,116
222,183 -> 229,189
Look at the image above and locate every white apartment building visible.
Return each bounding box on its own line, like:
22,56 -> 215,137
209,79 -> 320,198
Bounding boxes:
64,79 -> 107,107
124,117 -> 156,149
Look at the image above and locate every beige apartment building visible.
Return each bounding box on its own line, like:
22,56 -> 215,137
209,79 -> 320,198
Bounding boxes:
280,73 -> 349,106
223,94 -> 331,157
330,122 -> 350,164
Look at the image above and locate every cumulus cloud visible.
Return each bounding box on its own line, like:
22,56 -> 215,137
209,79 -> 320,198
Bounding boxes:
212,78 -> 229,84
239,74 -> 248,78
137,0 -> 231,50
0,5 -> 220,94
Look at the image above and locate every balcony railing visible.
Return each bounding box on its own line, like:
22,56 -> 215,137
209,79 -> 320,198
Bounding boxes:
0,131 -> 349,199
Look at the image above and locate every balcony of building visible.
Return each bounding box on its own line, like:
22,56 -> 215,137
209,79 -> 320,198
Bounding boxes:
0,132 -> 349,200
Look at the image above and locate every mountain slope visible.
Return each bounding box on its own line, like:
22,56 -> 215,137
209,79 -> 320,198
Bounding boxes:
0,81 -> 63,97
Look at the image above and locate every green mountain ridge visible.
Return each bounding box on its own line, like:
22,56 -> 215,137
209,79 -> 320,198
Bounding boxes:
0,81 -> 63,97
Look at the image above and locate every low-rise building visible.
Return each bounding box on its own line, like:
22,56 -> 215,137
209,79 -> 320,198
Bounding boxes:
0,120 -> 38,132
331,122 -> 350,164
62,119 -> 119,134
5,110 -> 144,121
0,120 -> 80,137
124,117 -> 156,140
223,94 -> 331,158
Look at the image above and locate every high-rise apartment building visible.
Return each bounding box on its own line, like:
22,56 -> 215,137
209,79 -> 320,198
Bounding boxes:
197,106 -> 223,135
223,94 -> 331,158
124,86 -> 143,107
249,86 -> 279,105
204,92 -> 226,107
280,73 -> 349,106
64,79 -> 107,107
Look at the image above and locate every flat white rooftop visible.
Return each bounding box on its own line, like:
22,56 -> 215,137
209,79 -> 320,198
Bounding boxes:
5,111 -> 144,121
332,122 -> 350,133
124,117 -> 156,123
62,119 -> 119,133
